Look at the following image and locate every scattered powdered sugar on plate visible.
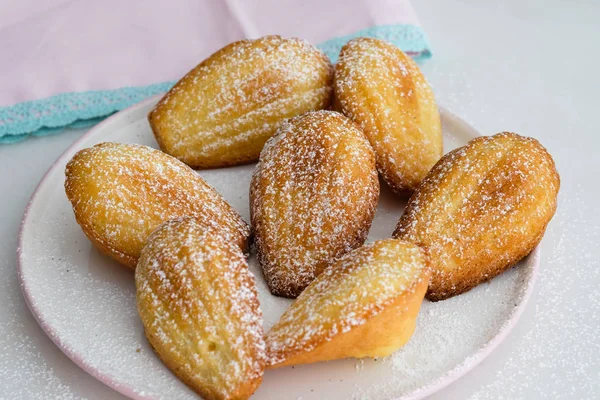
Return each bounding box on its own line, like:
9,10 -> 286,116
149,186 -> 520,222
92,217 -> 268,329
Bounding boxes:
466,187 -> 599,399
350,251 -> 534,399
18,98 -> 539,400
0,294 -> 81,400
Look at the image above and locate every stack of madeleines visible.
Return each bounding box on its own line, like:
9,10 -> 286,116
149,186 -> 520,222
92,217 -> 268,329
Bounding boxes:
64,35 -> 559,399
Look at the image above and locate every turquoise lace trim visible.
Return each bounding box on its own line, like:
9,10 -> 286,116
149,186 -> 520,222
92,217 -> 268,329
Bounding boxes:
0,24 -> 430,144
319,24 -> 431,64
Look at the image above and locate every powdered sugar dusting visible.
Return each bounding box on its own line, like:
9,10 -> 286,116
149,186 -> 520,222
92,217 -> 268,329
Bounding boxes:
335,37 -> 442,192
135,217 -> 265,398
395,132 -> 559,300
250,110 -> 379,298
266,239 -> 428,366
64,142 -> 250,267
150,35 -> 334,167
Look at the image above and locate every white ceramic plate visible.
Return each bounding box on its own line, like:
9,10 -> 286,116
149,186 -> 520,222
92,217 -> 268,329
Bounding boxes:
18,96 -> 539,400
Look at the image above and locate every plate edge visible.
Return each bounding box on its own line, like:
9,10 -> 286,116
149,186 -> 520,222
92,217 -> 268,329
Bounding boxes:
16,99 -> 540,400
17,94 -> 164,400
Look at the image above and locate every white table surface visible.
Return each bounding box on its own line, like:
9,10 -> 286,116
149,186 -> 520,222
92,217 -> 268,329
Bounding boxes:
1,0 -> 598,398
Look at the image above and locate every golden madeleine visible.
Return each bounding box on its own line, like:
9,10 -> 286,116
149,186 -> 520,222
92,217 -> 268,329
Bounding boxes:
136,218 -> 265,400
65,142 -> 249,268
250,110 -> 379,298
149,35 -> 334,168
394,132 -> 560,301
335,37 -> 442,194
266,239 -> 430,368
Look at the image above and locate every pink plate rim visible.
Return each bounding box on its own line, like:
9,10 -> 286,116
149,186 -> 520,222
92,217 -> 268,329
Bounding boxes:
17,96 -> 540,400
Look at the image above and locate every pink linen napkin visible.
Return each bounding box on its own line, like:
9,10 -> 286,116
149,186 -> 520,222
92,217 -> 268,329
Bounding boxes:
0,0 -> 430,142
